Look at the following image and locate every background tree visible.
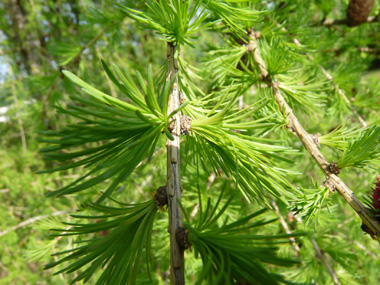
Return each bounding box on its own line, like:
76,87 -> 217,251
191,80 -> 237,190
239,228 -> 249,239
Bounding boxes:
1,0 -> 380,284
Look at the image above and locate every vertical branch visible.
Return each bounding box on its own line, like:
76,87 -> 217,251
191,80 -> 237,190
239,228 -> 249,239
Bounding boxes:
7,0 -> 31,74
166,42 -> 185,285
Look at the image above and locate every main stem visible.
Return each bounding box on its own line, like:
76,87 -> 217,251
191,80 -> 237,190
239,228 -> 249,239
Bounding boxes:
166,42 -> 185,284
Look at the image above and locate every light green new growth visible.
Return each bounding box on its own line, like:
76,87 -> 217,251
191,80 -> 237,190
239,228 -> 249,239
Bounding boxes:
338,125 -> 380,168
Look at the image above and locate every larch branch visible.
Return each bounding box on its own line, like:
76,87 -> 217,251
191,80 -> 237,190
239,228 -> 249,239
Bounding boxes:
282,27 -> 368,127
247,30 -> 380,239
271,200 -> 301,255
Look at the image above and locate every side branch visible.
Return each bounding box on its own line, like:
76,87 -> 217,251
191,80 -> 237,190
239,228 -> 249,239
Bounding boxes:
272,200 -> 340,284
166,42 -> 185,285
281,26 -> 368,127
0,210 -> 69,237
319,14 -> 379,27
248,30 -> 380,238
323,47 -> 380,55
311,239 -> 341,285
271,201 -> 301,255
318,65 -> 368,127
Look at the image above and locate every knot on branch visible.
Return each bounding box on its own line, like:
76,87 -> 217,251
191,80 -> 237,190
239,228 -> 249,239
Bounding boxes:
310,133 -> 321,147
179,91 -> 185,105
180,115 -> 192,135
323,178 -> 337,193
167,123 -> 175,134
328,162 -> 341,175
175,227 -> 191,250
282,117 -> 296,135
154,186 -> 168,208
259,73 -> 271,83
247,28 -> 260,39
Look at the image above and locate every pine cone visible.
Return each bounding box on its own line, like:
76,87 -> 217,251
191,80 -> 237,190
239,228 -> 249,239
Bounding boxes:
346,0 -> 375,27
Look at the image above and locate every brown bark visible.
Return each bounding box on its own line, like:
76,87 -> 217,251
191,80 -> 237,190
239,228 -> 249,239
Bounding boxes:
166,42 -> 185,285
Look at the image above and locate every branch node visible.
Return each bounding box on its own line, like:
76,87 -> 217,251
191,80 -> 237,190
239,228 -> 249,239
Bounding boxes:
154,186 -> 168,209
259,73 -> 271,83
179,91 -> 185,105
180,115 -> 192,135
175,227 -> 191,250
311,133 -> 321,147
284,120 -> 297,135
361,222 -> 377,240
323,178 -> 337,193
246,28 -> 260,53
328,162 -> 341,175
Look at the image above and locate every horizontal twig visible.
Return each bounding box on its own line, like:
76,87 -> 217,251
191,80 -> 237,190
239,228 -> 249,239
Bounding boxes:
0,210 -> 69,237
323,47 -> 380,55
320,15 -> 379,27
